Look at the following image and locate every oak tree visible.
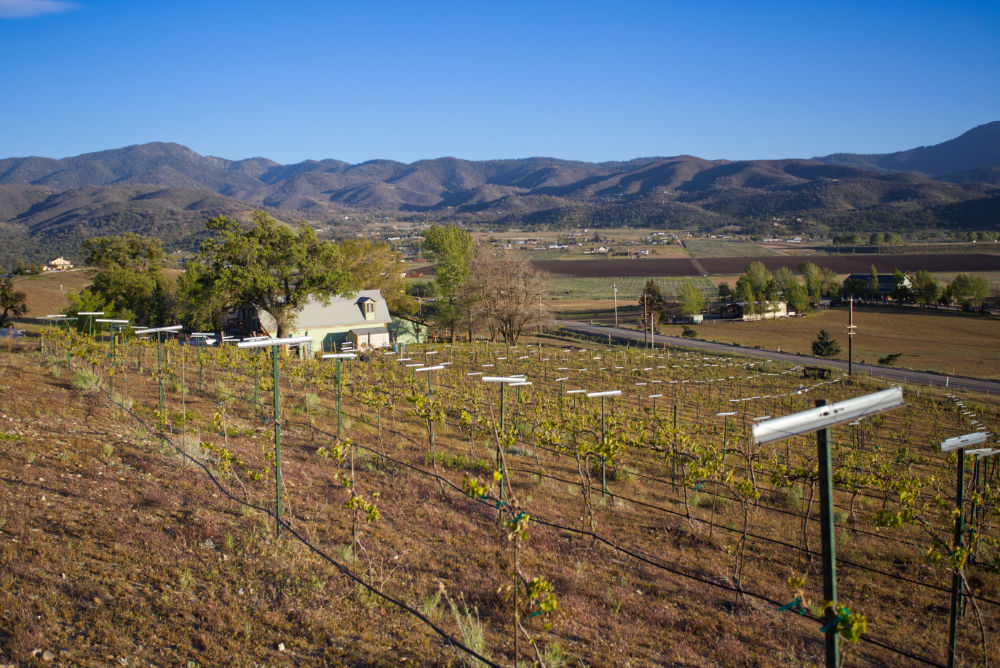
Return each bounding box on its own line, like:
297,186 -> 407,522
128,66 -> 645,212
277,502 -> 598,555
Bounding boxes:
190,211 -> 357,338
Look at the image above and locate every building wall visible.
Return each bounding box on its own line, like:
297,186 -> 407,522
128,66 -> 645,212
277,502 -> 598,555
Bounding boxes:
289,325 -> 357,355
389,317 -> 427,345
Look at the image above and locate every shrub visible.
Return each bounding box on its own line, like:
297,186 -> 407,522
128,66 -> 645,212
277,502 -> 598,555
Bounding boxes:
878,352 -> 902,366
811,329 -> 841,358
71,369 -> 100,392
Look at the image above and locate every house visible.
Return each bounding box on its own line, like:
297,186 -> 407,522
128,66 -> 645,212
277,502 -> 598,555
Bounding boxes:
233,290 -> 393,355
844,273 -> 912,299
44,257 -> 73,272
721,301 -> 789,321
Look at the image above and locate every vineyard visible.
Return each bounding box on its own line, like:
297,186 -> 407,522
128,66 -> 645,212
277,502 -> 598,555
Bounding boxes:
547,276 -> 716,301
5,327 -> 1000,667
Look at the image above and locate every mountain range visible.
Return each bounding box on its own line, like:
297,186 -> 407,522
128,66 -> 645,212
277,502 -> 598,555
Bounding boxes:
2,122 -> 999,267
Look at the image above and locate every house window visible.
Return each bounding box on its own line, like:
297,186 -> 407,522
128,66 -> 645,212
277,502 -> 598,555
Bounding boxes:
364,301 -> 375,320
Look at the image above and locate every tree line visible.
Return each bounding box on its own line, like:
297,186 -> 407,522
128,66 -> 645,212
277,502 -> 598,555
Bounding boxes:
416,223 -> 549,345
40,214 -> 548,346
57,212 -> 415,338
712,260 -> 993,317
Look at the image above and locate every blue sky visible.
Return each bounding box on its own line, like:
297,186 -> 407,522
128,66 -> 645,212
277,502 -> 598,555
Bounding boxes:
1,0 -> 998,164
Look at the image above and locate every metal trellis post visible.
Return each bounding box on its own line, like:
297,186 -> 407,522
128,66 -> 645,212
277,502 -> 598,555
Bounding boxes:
948,451 -> 966,668
273,345 -> 283,537
816,399 -> 839,668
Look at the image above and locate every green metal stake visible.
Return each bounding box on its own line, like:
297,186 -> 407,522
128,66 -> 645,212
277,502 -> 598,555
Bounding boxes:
426,366 -> 434,449
109,328 -> 116,400
197,345 -> 203,391
272,345 -> 283,538
157,331 -> 165,450
601,394 -> 607,500
948,451 -> 966,668
815,399 -> 839,668
254,363 -> 260,409
499,382 -> 506,506
515,384 -> 522,438
336,357 -> 343,440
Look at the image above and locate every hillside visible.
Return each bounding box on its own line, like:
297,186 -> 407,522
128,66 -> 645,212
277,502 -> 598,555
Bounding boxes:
0,184 -> 254,268
816,121 -> 1000,184
2,125 -> 1000,266
3,333 -> 998,666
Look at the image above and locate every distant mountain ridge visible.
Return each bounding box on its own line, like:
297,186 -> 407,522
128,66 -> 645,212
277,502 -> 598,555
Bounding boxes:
815,121 -> 1000,184
2,123 -> 999,268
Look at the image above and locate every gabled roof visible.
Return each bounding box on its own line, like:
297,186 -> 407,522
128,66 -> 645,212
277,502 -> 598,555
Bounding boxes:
258,289 -> 392,332
845,274 -> 911,291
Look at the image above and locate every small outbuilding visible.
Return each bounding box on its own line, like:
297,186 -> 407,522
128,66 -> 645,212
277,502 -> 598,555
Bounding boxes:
721,301 -> 788,321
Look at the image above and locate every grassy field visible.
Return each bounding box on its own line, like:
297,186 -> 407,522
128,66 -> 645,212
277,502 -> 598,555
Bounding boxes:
677,307 -> 1000,379
682,239 -> 778,258
10,270 -> 92,317
547,276 -> 716,301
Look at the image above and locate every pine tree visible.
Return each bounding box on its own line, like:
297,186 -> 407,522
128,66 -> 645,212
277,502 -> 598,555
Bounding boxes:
811,329 -> 841,358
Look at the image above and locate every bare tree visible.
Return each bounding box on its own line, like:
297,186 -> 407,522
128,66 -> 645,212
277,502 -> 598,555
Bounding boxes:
468,248 -> 550,345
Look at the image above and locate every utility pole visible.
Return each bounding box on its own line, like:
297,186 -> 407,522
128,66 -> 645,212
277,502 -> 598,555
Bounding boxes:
847,297 -> 856,376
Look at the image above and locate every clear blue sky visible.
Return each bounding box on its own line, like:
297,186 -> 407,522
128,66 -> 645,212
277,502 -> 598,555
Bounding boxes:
1,0 -> 997,164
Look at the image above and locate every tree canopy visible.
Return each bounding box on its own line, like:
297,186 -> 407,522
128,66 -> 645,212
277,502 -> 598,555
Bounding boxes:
340,238 -> 415,315
189,211 -> 357,338
911,270 -> 940,305
0,277 -> 27,327
422,224 -> 475,341
74,232 -> 175,327
946,273 -> 990,307
423,224 -> 474,299
676,282 -> 705,317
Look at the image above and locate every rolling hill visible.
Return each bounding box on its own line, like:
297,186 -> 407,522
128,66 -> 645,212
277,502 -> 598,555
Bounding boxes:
2,124 -> 999,268
815,121 -> 1000,184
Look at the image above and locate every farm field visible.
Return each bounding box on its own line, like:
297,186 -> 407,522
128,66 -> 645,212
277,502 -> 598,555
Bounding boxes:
548,276 -> 716,301
532,253 -> 1000,279
678,307 -> 1000,380
2,331 -> 998,666
682,239 -> 778,258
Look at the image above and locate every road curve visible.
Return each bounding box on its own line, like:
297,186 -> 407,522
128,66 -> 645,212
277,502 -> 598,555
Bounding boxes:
554,319 -> 1000,396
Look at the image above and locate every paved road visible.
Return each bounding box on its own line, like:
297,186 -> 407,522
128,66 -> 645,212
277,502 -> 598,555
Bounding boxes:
555,319 -> 1000,396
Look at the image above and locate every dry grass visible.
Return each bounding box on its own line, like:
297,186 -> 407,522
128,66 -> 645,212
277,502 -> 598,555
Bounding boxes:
2,337 -> 997,666
11,270 -> 92,317
677,306 -> 1000,379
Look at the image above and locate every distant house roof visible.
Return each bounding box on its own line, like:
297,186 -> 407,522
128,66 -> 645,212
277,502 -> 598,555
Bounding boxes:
258,290 -> 392,333
845,274 -> 911,293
